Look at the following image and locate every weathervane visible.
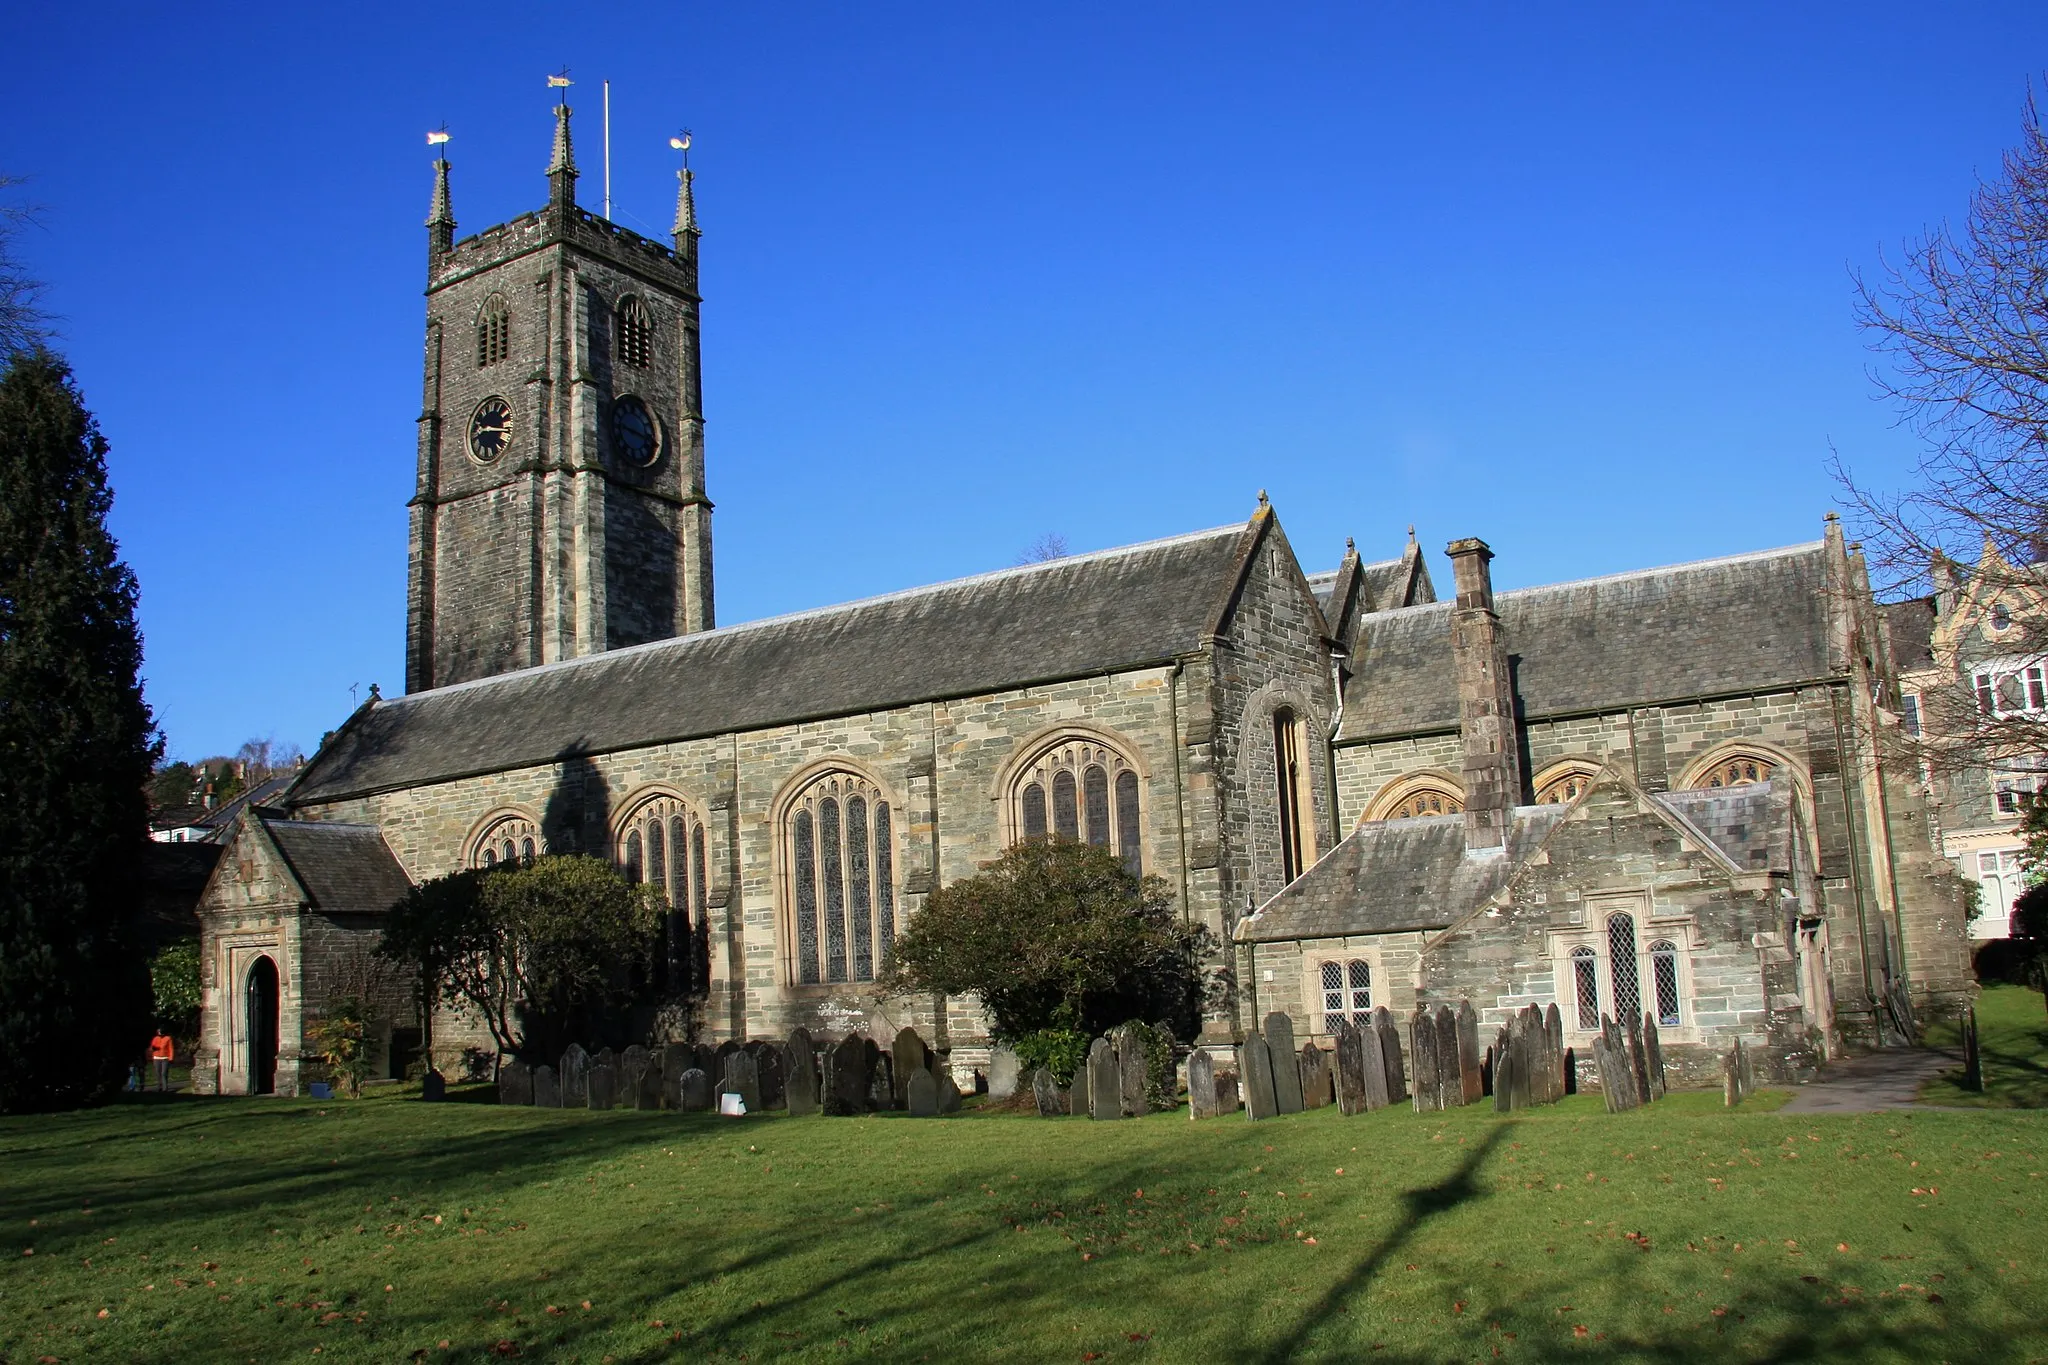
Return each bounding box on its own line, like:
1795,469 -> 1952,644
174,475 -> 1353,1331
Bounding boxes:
670,129 -> 693,171
426,124 -> 450,155
547,68 -> 573,105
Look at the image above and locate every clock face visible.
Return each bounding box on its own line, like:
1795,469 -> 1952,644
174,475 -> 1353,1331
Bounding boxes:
612,395 -> 660,466
468,396 -> 514,462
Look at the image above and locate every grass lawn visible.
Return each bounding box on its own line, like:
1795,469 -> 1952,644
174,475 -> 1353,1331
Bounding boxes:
1924,983 -> 2048,1109
3,1085 -> 2045,1363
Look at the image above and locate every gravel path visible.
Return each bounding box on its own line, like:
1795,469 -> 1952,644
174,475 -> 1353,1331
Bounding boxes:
1777,1048 -> 1965,1114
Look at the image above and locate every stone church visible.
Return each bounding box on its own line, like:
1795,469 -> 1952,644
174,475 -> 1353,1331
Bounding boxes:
191,104 -> 1972,1097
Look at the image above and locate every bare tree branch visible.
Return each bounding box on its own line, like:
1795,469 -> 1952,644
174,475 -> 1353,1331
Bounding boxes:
0,176 -> 51,358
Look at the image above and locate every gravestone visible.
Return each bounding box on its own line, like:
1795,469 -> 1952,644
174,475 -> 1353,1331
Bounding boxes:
621,1045 -> 650,1100
1360,1018 -> 1390,1111
1642,1013 -> 1667,1101
695,1042 -> 719,1077
1239,1034 -> 1278,1121
498,1059 -> 532,1106
868,1053 -> 895,1112
936,1067 -> 963,1114
1115,1027 -> 1149,1118
533,1064 -> 561,1108
754,1044 -> 786,1111
1299,1044 -> 1333,1110
1410,1008 -> 1441,1113
1264,1014 -> 1304,1114
827,1035 -> 869,1116
588,1062 -> 619,1111
722,1050 -> 762,1111
663,1043 -> 692,1109
1032,1068 -> 1065,1116
678,1067 -> 712,1112
1373,1008 -> 1407,1102
1070,1047 -> 1092,1116
1456,1001 -> 1483,1105
1433,1005 -> 1463,1109
1187,1049 -> 1219,1119
1544,1005 -> 1565,1102
1216,1072 -> 1241,1115
636,1055 -> 664,1110
988,1047 -> 1021,1100
1493,1046 -> 1515,1114
892,1029 -> 930,1108
559,1044 -> 590,1107
594,1046 -> 618,1078
1087,1039 -> 1121,1120
421,1069 -> 446,1102
786,1029 -> 819,1116
1332,1022 -> 1369,1116
907,1067 -> 939,1117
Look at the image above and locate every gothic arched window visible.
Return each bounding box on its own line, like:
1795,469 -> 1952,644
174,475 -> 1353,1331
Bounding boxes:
1536,766 -> 1596,805
1391,787 -> 1462,820
1697,754 -> 1777,788
617,296 -> 653,368
786,771 -> 896,986
1607,912 -> 1642,1024
1012,736 -> 1145,873
477,294 -> 510,368
1274,708 -> 1310,883
616,794 -> 711,995
470,813 -> 541,869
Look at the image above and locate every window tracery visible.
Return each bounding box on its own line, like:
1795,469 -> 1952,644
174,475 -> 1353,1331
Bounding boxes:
616,295 -> 653,368
616,793 -> 710,994
1011,736 -> 1144,872
1696,754 -> 1776,788
1318,959 -> 1371,1034
1389,787 -> 1462,820
477,294 -> 510,368
1536,768 -> 1594,804
470,813 -> 540,869
786,771 -> 896,986
1553,908 -> 1689,1033
1362,772 -> 1466,824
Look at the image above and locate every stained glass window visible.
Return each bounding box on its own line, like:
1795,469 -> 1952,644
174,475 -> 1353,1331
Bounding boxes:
1571,947 -> 1599,1030
794,810 -> 818,984
785,773 -> 895,987
1052,770 -> 1079,840
1083,766 -> 1110,846
821,797 -> 847,983
1022,783 -> 1047,840
647,821 -> 665,894
1115,770 -> 1141,873
1537,770 -> 1591,804
1701,755 -> 1776,788
875,803 -> 895,961
624,831 -> 643,885
1608,913 -> 1641,1025
520,837 -> 535,862
691,823 -> 709,992
847,795 -> 874,982
1650,940 -> 1681,1026
1387,787 -> 1463,820
1012,737 -> 1145,871
471,813 -> 544,869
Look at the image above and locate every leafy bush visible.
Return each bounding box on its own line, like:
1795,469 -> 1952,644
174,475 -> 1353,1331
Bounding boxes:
1010,1028 -> 1090,1085
149,940 -> 201,1035
306,996 -> 374,1098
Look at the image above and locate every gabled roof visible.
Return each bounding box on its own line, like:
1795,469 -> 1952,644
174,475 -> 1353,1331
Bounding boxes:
1340,541 -> 1833,741
258,816 -> 413,913
292,519 -> 1261,803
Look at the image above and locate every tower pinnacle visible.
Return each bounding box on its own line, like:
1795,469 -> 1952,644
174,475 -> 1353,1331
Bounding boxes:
426,157 -> 455,256
673,167 -> 699,240
548,103 -> 577,208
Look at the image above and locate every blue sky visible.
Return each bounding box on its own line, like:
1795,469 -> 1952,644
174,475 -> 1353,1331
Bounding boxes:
8,3 -> 2048,761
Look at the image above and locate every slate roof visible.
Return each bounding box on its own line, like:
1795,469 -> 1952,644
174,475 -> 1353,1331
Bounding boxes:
261,817 -> 413,913
1339,542 -> 1834,741
1883,596 -> 1938,673
1655,781 -> 1788,874
1236,806 -> 1570,943
292,523 -> 1255,803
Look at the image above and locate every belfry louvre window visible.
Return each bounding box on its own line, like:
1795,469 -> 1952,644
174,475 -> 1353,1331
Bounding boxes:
616,296 -> 653,368
1014,737 -> 1144,873
477,294 -> 510,368
471,814 -> 539,868
617,794 -> 711,994
787,771 -> 896,986
1319,959 -> 1371,1033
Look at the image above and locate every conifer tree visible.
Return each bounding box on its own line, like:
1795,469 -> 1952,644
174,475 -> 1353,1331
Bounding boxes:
0,348 -> 158,1111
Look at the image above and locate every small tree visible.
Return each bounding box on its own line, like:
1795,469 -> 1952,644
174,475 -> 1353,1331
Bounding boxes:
378,855 -> 660,1061
149,940 -> 201,1039
881,840 -> 1215,1069
306,997 -> 374,1098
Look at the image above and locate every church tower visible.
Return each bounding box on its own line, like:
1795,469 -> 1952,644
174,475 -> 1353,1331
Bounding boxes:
406,100 -> 714,693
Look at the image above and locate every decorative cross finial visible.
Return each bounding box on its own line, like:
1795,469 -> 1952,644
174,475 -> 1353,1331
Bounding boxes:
1257,488 -> 1269,507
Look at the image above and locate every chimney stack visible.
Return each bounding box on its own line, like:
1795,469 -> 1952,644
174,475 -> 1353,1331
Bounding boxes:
1446,537 -> 1522,850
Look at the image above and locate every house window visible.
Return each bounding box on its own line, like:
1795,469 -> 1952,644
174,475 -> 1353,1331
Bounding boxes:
1976,848 -> 2024,930
1013,736 -> 1145,873
1975,666 -> 2046,717
616,794 -> 711,993
787,771 -> 896,985
1901,694 -> 1921,736
471,814 -> 541,868
617,295 -> 653,368
1555,910 -> 1687,1031
1318,959 -> 1371,1033
477,294 -> 510,367
1275,708 -> 1308,883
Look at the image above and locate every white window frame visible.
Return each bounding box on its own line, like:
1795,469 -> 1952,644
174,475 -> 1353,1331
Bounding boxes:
1301,948 -> 1382,1037
1972,659 -> 2048,718
1972,847 -> 2024,938
1547,898 -> 1699,1042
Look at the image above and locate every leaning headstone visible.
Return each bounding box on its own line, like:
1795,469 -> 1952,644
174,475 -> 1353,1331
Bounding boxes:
1332,1022 -> 1369,1116
892,1028 -> 929,1108
420,1069 -> 446,1102
907,1067 -> 939,1117
498,1059 -> 533,1106
1433,1005 -> 1463,1109
621,1044 -> 650,1100
678,1067 -> 712,1112
1374,1008 -> 1407,1103
533,1064 -> 561,1108
827,1035 -> 868,1116
1299,1044 -> 1333,1110
1544,1004 -> 1565,1103
988,1047 -> 1021,1100
937,1067 -> 962,1113
1410,1008 -> 1442,1113
1456,1001 -> 1484,1105
755,1044 -> 787,1111
786,1029 -> 819,1116
1642,1013 -> 1667,1102
722,1050 -> 762,1112
1239,1034 -> 1279,1121
1032,1067 -> 1065,1116
559,1044 -> 590,1108
1359,1018 -> 1390,1111
1087,1038 -> 1121,1121
636,1055 -> 664,1110
1115,1026 -> 1149,1118
1493,1044 -> 1516,1114
1187,1049 -> 1220,1119
1265,1014 -> 1304,1114
588,1062 -> 619,1111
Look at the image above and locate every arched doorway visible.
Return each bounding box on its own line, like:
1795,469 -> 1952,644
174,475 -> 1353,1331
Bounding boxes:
245,957 -> 279,1095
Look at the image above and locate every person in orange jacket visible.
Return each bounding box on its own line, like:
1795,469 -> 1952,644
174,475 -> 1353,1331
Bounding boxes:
148,1029 -> 175,1092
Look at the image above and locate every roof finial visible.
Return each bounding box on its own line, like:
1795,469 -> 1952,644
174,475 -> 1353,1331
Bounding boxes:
1346,536 -> 1356,552
1257,488 -> 1269,508
1407,524 -> 1417,544
546,76 -> 577,208
425,131 -> 455,257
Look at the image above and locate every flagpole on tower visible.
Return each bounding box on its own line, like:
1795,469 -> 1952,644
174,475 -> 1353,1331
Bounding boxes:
603,79 -> 612,221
